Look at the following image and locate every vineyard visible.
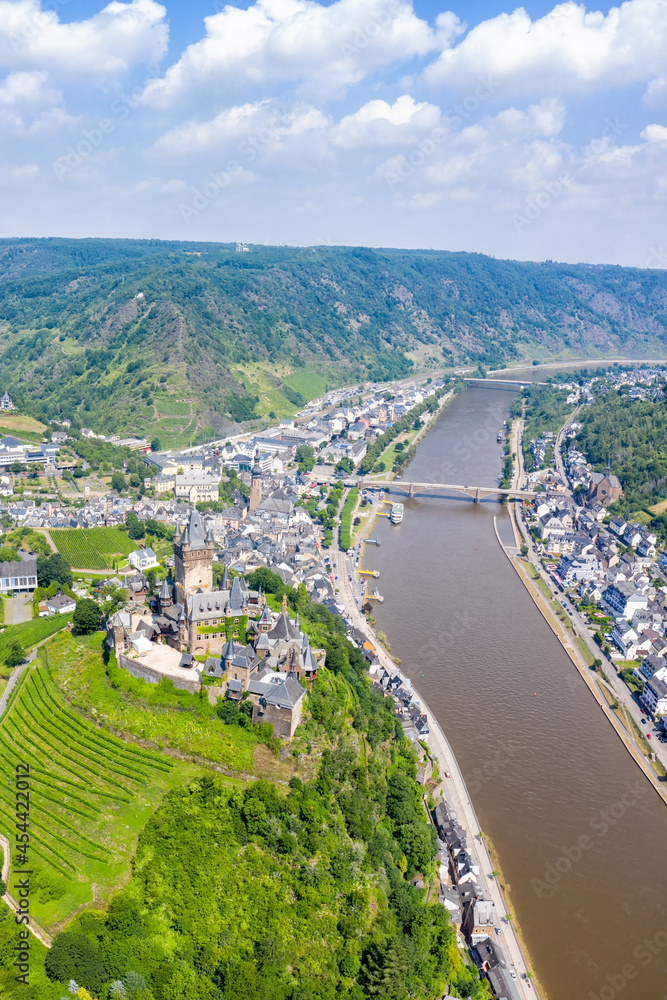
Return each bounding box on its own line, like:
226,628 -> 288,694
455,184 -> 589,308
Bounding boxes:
0,613 -> 72,664
50,527 -> 137,569
0,665 -> 185,929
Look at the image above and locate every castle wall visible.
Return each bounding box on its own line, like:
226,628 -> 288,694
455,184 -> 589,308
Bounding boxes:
117,650 -> 201,693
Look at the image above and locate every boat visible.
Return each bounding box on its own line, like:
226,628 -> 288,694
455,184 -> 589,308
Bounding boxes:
368,589 -> 384,602
364,538 -> 381,545
359,569 -> 380,578
497,432 -> 503,442
390,502 -> 404,524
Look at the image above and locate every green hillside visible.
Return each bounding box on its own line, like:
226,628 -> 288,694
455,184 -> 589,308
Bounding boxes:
1,237 -> 667,441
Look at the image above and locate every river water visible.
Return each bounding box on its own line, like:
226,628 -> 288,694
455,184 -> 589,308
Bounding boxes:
370,384 -> 667,1000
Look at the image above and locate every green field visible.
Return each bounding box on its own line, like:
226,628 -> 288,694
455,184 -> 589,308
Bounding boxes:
50,527 -> 137,569
0,664 -> 200,929
154,396 -> 192,416
283,369 -> 328,402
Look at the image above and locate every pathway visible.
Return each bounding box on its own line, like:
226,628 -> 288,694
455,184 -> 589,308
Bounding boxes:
0,663 -> 26,719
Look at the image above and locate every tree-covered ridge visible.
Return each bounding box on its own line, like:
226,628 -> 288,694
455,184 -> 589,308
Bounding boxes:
1,238 -> 667,440
576,390 -> 667,512
26,621 -> 489,1000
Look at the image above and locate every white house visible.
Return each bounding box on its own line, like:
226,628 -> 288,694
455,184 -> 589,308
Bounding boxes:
128,548 -> 159,571
45,592 -> 76,615
641,674 -> 667,717
611,621 -> 639,658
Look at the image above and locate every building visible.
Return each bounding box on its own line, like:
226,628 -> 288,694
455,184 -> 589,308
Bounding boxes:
173,509 -> 216,604
588,466 -> 623,504
0,553 -> 37,593
174,473 -> 219,503
602,583 -> 649,620
462,897 -> 497,945
641,674 -> 667,717
45,592 -> 77,615
128,548 -> 159,572
249,456 -> 263,513
0,392 -> 15,412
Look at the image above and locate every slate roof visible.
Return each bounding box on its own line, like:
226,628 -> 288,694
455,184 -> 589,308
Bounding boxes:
262,673 -> 306,709
181,508 -> 208,550
188,590 -> 228,621
267,611 -> 302,643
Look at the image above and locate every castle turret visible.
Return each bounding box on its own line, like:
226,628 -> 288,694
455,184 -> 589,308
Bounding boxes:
158,575 -> 173,611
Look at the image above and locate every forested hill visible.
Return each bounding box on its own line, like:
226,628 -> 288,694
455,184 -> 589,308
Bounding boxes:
1,237 -> 667,442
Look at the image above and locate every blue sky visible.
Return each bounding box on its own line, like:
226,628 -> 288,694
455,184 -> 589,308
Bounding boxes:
0,0 -> 666,266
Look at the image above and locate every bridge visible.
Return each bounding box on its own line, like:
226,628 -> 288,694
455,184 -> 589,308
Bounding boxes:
358,479 -> 538,503
463,378 -> 548,389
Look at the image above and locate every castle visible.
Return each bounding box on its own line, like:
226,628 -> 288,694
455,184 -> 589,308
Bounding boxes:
107,508 -> 319,738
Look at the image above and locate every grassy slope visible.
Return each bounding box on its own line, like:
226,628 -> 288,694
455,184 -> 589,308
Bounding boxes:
45,632 -> 259,771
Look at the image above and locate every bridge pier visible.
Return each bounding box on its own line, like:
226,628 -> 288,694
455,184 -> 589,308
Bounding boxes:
409,483 -> 414,499
474,488 -> 480,504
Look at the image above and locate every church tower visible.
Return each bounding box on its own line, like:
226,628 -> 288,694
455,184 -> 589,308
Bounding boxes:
173,509 -> 215,605
249,455 -> 262,513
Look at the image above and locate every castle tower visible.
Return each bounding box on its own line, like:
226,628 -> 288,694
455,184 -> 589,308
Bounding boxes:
249,455 -> 262,513
174,509 -> 214,605
158,576 -> 173,611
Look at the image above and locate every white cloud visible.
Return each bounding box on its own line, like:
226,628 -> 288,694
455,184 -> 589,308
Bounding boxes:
150,101 -> 329,157
0,69 -> 59,105
0,0 -> 168,78
141,0 -> 435,107
642,123 -> 667,147
424,0 -> 667,97
331,94 -> 442,148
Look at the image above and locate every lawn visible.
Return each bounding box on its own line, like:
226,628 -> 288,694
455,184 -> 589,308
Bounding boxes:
46,632 -> 258,774
50,527 -> 137,569
0,663 -> 211,930
522,560 -> 553,599
575,636 -> 596,666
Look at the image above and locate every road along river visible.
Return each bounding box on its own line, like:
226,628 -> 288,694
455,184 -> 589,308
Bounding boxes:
365,384 -> 667,1000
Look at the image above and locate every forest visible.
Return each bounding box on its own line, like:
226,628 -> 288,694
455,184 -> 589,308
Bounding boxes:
2,238 -> 667,441
576,388 -> 667,515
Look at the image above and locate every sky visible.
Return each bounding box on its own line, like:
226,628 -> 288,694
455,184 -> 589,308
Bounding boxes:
0,0 -> 666,266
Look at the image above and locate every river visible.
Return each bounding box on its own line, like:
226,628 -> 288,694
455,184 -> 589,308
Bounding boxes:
369,384 -> 667,1000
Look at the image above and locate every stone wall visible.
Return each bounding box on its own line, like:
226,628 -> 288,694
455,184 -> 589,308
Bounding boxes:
117,651 -> 201,694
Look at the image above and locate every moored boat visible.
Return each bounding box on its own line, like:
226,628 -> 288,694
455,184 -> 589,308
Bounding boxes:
390,502 -> 404,524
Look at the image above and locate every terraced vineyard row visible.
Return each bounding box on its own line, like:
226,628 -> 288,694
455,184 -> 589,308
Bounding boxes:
50,527 -> 137,569
0,666 -> 174,921
0,612 -> 73,661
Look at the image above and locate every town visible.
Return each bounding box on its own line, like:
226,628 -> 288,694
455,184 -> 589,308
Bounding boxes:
519,366 -> 667,762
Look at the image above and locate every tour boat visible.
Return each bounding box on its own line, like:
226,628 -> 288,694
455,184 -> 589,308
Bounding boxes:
390,502 -> 404,524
